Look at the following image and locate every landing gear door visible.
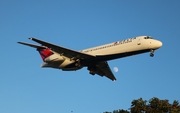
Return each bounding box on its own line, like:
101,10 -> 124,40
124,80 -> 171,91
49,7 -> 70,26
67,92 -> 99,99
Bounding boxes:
137,39 -> 141,45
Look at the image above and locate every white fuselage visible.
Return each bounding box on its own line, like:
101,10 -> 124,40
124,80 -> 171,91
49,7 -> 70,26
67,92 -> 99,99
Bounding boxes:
81,36 -> 162,56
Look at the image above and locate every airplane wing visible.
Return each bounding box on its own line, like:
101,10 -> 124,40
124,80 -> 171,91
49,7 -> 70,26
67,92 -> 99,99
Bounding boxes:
94,61 -> 116,81
28,37 -> 95,60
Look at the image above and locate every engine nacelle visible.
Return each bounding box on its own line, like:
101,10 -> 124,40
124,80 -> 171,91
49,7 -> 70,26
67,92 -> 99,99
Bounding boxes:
44,54 -> 64,62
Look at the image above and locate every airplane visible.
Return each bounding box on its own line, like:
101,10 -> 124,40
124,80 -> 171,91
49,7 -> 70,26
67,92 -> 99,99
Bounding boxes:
18,36 -> 162,81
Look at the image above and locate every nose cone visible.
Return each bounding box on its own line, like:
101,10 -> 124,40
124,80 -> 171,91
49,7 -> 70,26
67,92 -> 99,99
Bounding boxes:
157,40 -> 163,48
154,40 -> 163,49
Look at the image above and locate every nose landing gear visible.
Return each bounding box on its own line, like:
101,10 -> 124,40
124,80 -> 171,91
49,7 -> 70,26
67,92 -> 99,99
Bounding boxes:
150,53 -> 154,57
150,50 -> 154,57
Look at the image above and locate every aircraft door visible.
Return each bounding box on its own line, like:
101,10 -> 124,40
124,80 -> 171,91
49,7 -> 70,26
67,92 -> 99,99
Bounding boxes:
137,39 -> 141,45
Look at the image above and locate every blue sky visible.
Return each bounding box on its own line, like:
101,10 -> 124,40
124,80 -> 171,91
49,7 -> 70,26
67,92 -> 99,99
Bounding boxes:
1,0 -> 180,113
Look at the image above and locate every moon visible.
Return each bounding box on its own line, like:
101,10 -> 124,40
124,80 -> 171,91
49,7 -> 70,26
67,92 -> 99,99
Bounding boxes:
113,67 -> 118,72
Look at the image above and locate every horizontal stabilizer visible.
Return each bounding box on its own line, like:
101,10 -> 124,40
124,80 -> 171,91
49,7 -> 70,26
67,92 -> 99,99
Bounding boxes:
28,37 -> 95,59
18,42 -> 46,49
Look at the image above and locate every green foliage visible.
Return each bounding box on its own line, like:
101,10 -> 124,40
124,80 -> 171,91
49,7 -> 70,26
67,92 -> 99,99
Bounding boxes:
103,109 -> 130,113
104,97 -> 180,113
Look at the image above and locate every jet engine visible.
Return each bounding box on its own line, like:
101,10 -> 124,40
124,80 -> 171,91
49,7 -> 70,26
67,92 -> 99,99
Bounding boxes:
44,54 -> 65,62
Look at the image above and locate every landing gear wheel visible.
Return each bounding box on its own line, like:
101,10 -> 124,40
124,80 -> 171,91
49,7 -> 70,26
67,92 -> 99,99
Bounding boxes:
75,63 -> 81,67
150,53 -> 154,57
150,49 -> 155,57
75,59 -> 81,67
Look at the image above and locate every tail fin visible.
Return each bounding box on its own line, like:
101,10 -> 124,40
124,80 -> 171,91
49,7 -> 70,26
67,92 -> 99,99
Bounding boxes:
37,48 -> 54,61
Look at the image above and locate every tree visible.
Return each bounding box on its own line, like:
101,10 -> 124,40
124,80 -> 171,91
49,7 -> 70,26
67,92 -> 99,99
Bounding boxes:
104,109 -> 129,113
103,97 -> 180,113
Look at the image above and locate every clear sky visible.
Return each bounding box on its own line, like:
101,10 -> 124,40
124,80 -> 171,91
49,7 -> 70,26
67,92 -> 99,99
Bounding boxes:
1,0 -> 180,113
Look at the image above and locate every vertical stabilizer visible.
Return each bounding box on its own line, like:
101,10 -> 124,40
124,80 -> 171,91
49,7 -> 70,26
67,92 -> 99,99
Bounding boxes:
37,48 -> 54,61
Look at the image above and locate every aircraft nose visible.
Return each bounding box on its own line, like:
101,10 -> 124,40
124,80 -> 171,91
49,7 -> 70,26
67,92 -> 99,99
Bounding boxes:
157,40 -> 163,48
152,40 -> 162,49
149,40 -> 163,49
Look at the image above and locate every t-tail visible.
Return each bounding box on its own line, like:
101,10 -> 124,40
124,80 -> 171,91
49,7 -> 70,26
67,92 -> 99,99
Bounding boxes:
17,42 -> 53,61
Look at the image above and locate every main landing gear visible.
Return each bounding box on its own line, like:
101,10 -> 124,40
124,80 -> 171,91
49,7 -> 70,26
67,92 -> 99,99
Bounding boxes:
88,66 -> 96,75
75,59 -> 81,68
150,50 -> 154,57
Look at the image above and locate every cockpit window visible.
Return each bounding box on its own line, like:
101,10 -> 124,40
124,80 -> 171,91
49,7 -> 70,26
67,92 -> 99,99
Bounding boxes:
144,36 -> 153,39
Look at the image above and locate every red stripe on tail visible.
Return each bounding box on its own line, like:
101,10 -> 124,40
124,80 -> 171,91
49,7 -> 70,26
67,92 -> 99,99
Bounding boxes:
37,48 -> 53,61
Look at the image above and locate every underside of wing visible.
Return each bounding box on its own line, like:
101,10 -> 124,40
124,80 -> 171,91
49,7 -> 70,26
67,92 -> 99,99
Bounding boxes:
29,37 -> 95,60
89,61 -> 116,81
